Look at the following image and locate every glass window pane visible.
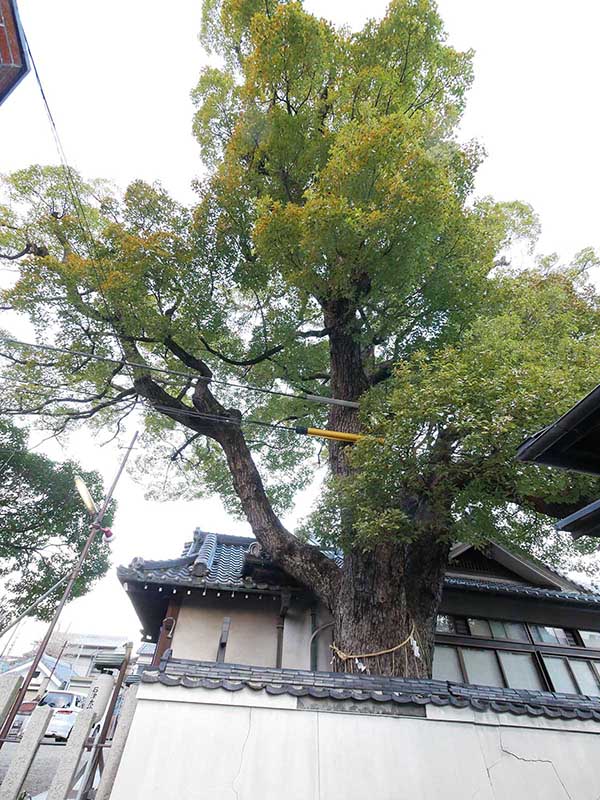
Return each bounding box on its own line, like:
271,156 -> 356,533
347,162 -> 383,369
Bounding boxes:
580,630 -> 600,649
569,660 -> 600,696
530,625 -> 555,644
433,646 -> 463,682
543,657 -> 578,693
504,622 -> 529,642
468,619 -> 492,638
553,628 -> 571,646
489,620 -> 507,639
498,652 -> 543,690
462,648 -> 504,687
436,615 -> 453,633
531,625 -> 569,645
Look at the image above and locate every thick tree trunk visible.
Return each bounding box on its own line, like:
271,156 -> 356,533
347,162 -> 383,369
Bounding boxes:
322,297 -> 369,477
322,296 -> 451,677
332,534 -> 450,678
138,311 -> 454,679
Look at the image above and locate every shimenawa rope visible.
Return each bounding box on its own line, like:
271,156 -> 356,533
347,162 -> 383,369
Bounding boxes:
330,625 -> 416,662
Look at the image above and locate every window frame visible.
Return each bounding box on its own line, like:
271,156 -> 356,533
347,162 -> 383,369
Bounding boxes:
434,614 -> 600,694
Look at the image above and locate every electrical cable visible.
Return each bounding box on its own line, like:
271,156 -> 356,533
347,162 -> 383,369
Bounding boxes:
0,336 -> 359,409
148,403 -> 382,445
0,374 -> 125,399
21,31 -> 142,391
149,402 -> 297,433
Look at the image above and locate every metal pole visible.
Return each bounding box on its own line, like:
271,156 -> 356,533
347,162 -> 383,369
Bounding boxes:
0,431 -> 138,749
0,573 -> 71,640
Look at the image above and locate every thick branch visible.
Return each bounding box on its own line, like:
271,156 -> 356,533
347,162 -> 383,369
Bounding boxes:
0,242 -> 48,261
199,335 -> 284,367
133,369 -> 341,601
368,360 -> 394,386
216,423 -> 340,602
163,336 -> 212,378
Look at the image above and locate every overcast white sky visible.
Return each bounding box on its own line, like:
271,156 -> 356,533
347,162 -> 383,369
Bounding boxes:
1,0 -> 600,655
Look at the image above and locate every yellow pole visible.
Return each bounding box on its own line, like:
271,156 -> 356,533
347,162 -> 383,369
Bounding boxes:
294,426 -> 384,444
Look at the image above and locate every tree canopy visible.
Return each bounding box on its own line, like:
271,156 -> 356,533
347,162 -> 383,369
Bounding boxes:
0,0 -> 598,675
0,418 -> 111,624
306,265 -> 600,573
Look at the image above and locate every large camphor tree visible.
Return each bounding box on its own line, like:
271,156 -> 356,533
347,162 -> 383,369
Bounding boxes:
1,0 -> 600,676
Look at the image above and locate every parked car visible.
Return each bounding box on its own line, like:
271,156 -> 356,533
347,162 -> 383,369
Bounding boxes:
40,690 -> 85,741
10,690 -> 85,741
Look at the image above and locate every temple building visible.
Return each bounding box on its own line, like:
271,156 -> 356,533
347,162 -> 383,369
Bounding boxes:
118,530 -> 600,695
518,381 -> 600,538
105,529 -> 600,798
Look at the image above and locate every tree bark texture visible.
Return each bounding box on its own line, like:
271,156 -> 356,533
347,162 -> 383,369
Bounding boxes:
320,299 -> 450,676
333,534 -> 450,677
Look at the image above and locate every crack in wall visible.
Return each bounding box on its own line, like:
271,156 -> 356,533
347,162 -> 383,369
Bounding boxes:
482,730 -> 574,800
473,725 -> 499,800
231,708 -> 253,800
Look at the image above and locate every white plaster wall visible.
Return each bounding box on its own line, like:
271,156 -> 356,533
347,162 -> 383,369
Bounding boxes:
281,601 -> 333,671
172,596 -> 333,670
281,601 -> 312,670
171,596 -> 280,666
110,684 -> 600,800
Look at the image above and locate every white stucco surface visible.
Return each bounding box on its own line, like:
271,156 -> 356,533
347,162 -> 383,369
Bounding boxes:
171,596 -> 334,669
171,596 -> 280,666
110,683 -> 600,800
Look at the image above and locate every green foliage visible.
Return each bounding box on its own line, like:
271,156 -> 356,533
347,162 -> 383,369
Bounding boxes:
0,0 -> 597,587
302,267 -> 600,576
0,418 -> 111,621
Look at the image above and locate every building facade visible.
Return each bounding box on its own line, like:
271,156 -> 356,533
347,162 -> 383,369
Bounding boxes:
110,530 -> 600,799
2,654 -> 74,700
118,529 -> 600,696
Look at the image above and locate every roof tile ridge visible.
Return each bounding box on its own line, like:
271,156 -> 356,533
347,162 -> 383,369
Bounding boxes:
192,532 -> 218,577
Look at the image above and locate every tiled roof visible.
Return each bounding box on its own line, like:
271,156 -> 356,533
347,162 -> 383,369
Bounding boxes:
118,530 -> 292,593
444,576 -> 600,607
118,530 -> 600,607
6,655 -> 74,687
42,656 -> 74,686
141,659 -> 600,722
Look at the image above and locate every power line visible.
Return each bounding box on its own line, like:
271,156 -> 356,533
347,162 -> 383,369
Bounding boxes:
149,403 -> 381,445
149,402 -> 297,433
0,429 -> 62,477
0,336 -> 359,409
21,31 -> 139,386
0,374 -> 123,399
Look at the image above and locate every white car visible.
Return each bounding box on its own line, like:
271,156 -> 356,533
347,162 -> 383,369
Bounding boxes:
39,690 -> 85,741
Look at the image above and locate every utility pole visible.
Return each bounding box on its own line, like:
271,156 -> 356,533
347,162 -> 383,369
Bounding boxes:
0,431 -> 138,748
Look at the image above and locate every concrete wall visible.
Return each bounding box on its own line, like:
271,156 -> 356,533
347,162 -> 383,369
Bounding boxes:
110,682 -> 600,800
171,595 -> 333,670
